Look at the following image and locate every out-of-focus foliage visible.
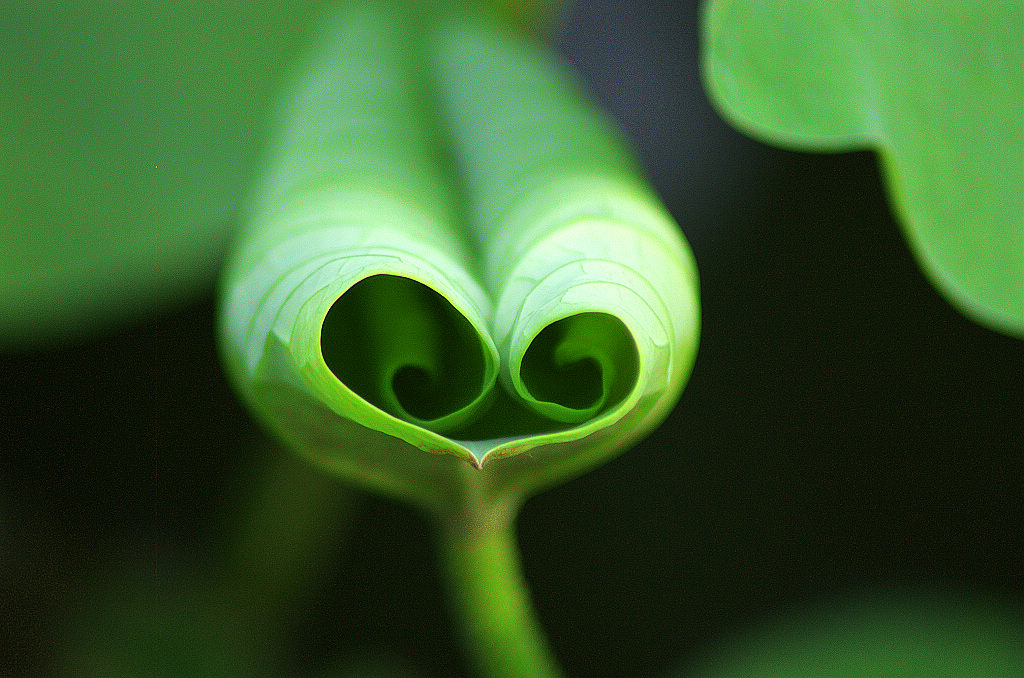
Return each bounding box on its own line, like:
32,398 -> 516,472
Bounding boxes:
680,592 -> 1024,677
702,0 -> 1024,337
0,1 -> 337,348
0,0 -> 556,350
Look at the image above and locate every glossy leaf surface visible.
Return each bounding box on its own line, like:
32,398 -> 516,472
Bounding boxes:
702,1 -> 1024,336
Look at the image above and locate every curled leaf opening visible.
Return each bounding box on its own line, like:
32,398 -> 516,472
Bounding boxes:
219,4 -> 699,509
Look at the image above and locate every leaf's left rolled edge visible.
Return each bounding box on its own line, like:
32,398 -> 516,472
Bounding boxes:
220,215 -> 499,469
218,3 -> 504,477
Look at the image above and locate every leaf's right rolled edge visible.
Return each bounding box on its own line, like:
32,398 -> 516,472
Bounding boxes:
479,207 -> 700,471
429,15 -> 701,475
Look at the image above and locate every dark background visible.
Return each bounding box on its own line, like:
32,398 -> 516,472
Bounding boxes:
2,1 -> 1022,676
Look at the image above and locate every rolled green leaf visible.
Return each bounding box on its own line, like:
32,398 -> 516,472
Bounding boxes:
219,4 -> 699,513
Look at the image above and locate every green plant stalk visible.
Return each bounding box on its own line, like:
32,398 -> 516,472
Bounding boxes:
438,517 -> 564,678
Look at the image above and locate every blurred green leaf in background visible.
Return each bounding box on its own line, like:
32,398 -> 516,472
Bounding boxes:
702,0 -> 1024,336
0,0 -> 563,351
681,592 -> 1024,678
0,1 -> 339,348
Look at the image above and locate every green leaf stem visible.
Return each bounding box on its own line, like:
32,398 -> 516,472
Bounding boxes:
439,522 -> 564,678
702,0 -> 1024,336
218,4 -> 699,514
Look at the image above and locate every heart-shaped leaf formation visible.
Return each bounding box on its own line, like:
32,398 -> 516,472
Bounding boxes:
219,5 -> 699,511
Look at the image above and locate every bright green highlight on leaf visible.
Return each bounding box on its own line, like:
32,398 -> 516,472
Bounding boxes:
702,0 -> 1024,337
218,4 -> 699,513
